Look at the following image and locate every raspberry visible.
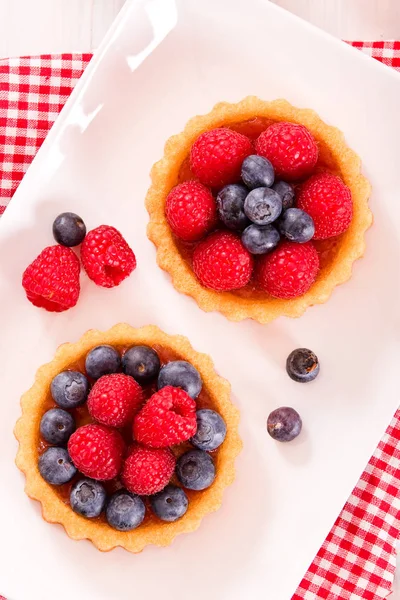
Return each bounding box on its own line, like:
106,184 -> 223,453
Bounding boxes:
22,245 -> 80,312
256,122 -> 318,181
297,172 -> 353,240
88,373 -> 143,428
257,241 -> 319,299
193,230 -> 253,292
165,181 -> 217,242
81,225 -> 136,288
133,386 -> 197,448
190,128 -> 252,187
121,446 -> 175,495
68,423 -> 125,481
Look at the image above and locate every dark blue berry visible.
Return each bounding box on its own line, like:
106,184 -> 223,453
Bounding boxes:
241,155 -> 274,189
216,184 -> 251,231
158,360 -> 202,399
272,181 -> 295,210
106,490 -> 145,531
122,345 -> 160,384
244,188 -> 282,225
85,345 -> 121,380
286,348 -> 320,383
39,447 -> 77,485
176,450 -> 215,490
52,212 -> 86,247
241,224 -> 280,255
191,409 -> 226,451
279,208 -> 315,243
267,407 -> 302,442
40,408 -> 75,445
50,371 -> 89,409
70,478 -> 107,518
150,484 -> 188,522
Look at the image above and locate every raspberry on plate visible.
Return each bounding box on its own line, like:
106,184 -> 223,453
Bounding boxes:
256,122 -> 318,181
68,423 -> 125,481
121,446 -> 176,495
297,172 -> 353,239
166,181 -> 217,242
193,230 -> 254,292
81,225 -> 136,288
190,127 -> 252,187
133,386 -> 197,448
88,373 -> 143,428
22,245 -> 80,312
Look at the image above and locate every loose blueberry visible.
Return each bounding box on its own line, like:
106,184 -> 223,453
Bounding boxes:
241,224 -> 280,255
122,345 -> 160,384
40,408 -> 76,445
279,208 -> 315,243
216,184 -> 251,231
244,188 -> 282,225
150,484 -> 188,522
176,450 -> 215,490
39,447 -> 77,485
286,348 -> 320,383
106,490 -> 145,531
190,409 -> 227,451
158,360 -> 202,399
272,181 -> 295,210
85,345 -> 121,380
267,407 -> 302,442
52,212 -> 86,247
241,155 -> 274,189
51,370 -> 89,409
70,478 -> 107,518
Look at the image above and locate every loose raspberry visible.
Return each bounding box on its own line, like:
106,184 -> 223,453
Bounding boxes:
133,386 -> 197,448
121,446 -> 175,495
256,122 -> 318,181
88,373 -> 143,428
190,128 -> 252,187
257,241 -> 319,299
193,230 -> 253,292
22,245 -> 80,312
166,181 -> 217,242
297,172 -> 352,239
68,423 -> 125,481
81,225 -> 136,288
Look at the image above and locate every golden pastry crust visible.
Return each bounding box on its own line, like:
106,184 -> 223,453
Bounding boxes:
146,97 -> 372,323
14,324 -> 242,553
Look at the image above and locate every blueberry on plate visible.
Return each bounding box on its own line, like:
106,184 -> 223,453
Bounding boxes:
244,187 -> 282,225
106,490 -> 145,531
216,184 -> 251,231
70,478 -> 107,518
241,223 -> 280,255
267,407 -> 302,442
51,370 -> 89,409
122,345 -> 160,384
52,212 -> 86,247
286,348 -> 320,383
279,208 -> 315,243
190,409 -> 227,451
40,408 -> 76,445
85,345 -> 121,380
176,450 -> 216,490
272,181 -> 295,210
39,447 -> 77,485
158,360 -> 202,399
241,155 -> 274,189
150,484 -> 188,522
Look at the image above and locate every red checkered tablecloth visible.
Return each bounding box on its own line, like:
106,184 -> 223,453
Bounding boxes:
1,41 -> 400,600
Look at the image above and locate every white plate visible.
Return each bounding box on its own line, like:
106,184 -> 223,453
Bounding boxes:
1,1 -> 400,598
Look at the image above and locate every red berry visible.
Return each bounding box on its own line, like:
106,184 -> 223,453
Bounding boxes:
256,122 -> 318,181
121,446 -> 175,495
22,245 -> 80,312
166,181 -> 217,242
297,172 -> 353,240
81,225 -> 136,288
133,386 -> 197,448
190,128 -> 252,187
257,241 -> 319,299
68,423 -> 125,481
88,373 -> 143,428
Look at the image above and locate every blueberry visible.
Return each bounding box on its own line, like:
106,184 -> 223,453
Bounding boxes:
40,408 -> 75,445
158,360 -> 202,399
50,371 -> 89,409
241,155 -> 274,189
150,485 -> 188,522
70,478 -> 107,518
279,208 -> 315,243
85,345 -> 121,380
122,345 -> 160,384
267,407 -> 302,442
241,224 -> 280,255
190,409 -> 227,451
39,447 -> 77,485
217,184 -> 251,231
106,490 -> 145,531
244,188 -> 282,225
176,450 -> 215,490
52,212 -> 86,247
272,181 -> 295,210
286,348 -> 320,383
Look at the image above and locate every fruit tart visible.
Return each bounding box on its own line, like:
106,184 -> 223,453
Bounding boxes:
14,324 -> 241,552
146,97 -> 372,323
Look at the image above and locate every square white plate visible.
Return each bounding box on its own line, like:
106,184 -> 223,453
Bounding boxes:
1,1 -> 400,598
